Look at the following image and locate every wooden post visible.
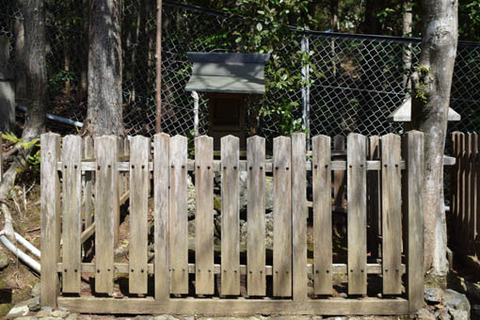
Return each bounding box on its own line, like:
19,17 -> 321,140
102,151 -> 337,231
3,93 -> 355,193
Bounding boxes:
347,133 -> 367,295
312,135 -> 332,295
94,136 -> 119,294
169,135 -> 188,294
61,135 -> 83,293
291,133 -> 307,300
273,136 -> 292,297
41,133 -> 61,307
221,135 -> 240,295
380,134 -> 402,295
247,136 -> 266,296
195,136 -> 214,295
154,133 -> 170,300
129,136 -> 150,294
403,131 -> 424,312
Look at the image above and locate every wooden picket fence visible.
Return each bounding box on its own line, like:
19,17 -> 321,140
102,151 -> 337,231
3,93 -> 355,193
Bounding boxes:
40,131 -> 424,316
450,132 -> 480,264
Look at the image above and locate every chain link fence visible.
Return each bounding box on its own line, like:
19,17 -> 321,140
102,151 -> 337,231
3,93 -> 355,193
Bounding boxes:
1,0 -> 480,143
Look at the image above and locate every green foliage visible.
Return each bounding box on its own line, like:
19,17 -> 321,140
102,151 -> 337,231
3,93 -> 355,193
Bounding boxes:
2,132 -> 41,175
48,69 -> 75,96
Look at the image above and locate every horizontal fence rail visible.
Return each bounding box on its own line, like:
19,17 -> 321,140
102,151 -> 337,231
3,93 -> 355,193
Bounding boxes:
450,132 -> 480,264
41,131 -> 424,316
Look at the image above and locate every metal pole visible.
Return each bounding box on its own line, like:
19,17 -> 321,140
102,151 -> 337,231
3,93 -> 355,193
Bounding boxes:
155,0 -> 163,133
192,91 -> 199,137
301,36 -> 311,150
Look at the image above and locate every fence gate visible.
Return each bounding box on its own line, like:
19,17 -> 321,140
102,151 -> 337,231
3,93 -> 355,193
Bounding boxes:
40,131 -> 424,316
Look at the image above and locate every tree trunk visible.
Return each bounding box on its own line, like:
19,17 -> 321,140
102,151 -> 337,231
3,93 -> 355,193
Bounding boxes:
85,0 -> 124,136
402,0 -> 413,90
22,0 -> 47,140
411,0 -> 458,276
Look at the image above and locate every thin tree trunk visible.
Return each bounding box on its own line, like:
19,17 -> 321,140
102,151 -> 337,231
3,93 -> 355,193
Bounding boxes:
22,0 -> 47,140
85,0 -> 124,136
411,0 -> 458,276
402,0 -> 413,90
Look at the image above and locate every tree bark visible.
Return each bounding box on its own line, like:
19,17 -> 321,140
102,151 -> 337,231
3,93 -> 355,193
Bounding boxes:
85,0 -> 124,136
411,0 -> 458,276
22,0 -> 47,140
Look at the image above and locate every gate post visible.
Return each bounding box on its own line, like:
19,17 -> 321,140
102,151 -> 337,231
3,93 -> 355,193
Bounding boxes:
403,130 -> 424,312
41,133 -> 61,307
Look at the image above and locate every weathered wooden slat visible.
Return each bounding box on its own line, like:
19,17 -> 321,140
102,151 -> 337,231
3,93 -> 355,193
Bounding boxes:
456,133 -> 465,246
273,136 -> 292,297
58,261 -> 406,276
247,136 -> 266,296
464,133 -> 472,252
129,136 -> 150,294
380,134 -> 402,295
195,136 -> 214,295
312,135 -> 332,295
367,136 -> 381,260
476,134 -> 480,258
221,135 -> 240,295
403,131 -> 424,312
347,133 -> 367,295
291,133 -> 307,300
61,135 -> 83,293
469,133 -> 478,254
58,296 -> 410,316
451,133 -> 458,241
154,133 -> 170,300
94,136 -> 119,294
169,135 -> 189,294
41,133 -> 61,307
65,159 -> 406,173
83,136 -> 94,229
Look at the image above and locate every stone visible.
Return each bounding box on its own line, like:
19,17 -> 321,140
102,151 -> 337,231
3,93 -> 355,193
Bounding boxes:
5,299 -> 30,319
40,317 -> 63,320
444,289 -> 471,314
153,315 -> 179,320
465,281 -> 480,301
52,309 -> 70,318
473,304 -> 480,315
0,248 -> 9,269
15,317 -> 36,320
37,309 -> 53,317
66,313 -> 79,320
416,308 -> 436,320
448,309 -> 469,320
31,282 -> 41,297
424,287 -> 444,304
28,296 -> 41,312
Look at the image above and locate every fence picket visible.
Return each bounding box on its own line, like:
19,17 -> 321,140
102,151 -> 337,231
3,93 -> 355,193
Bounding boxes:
381,134 -> 402,295
312,135 -> 332,295
469,133 -> 478,254
195,136 -> 214,295
41,133 -> 61,307
221,135 -> 240,295
94,136 -> 119,294
347,133 -> 367,295
292,133 -> 307,300
403,131 -> 424,312
129,136 -> 150,294
169,135 -> 189,294
154,133 -> 170,300
273,136 -> 292,297
477,135 -> 480,258
61,135 -> 83,293
247,136 -> 266,296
